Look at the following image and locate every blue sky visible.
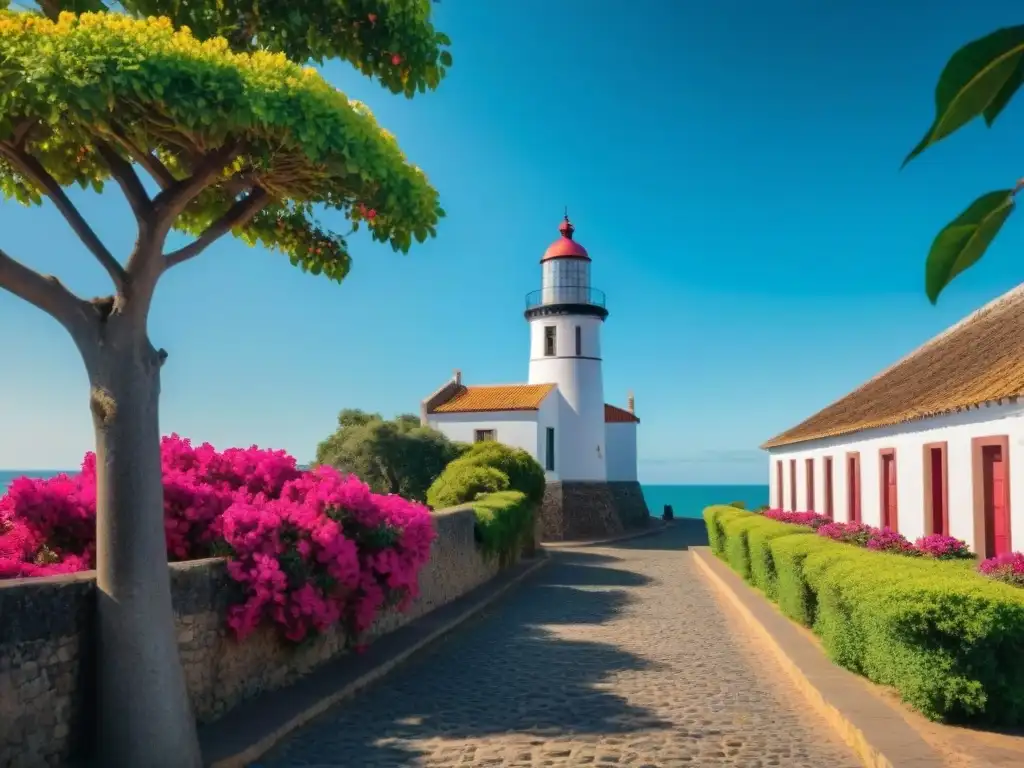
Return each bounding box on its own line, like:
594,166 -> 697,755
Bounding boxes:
2,0 -> 1023,483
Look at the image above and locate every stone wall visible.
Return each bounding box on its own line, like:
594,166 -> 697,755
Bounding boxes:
540,480 -> 651,541
0,506 -> 503,768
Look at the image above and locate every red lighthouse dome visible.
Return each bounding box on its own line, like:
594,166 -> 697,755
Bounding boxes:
541,214 -> 590,263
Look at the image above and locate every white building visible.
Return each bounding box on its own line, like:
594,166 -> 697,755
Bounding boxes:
420,215 -> 649,539
763,284 -> 1024,558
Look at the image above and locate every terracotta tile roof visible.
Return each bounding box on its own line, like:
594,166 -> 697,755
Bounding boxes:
762,284 -> 1024,449
605,404 -> 640,423
430,383 -> 556,413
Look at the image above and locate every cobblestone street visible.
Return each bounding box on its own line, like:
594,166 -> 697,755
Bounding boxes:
258,522 -> 859,767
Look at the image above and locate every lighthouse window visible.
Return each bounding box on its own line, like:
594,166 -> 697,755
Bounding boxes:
575,325 -> 582,356
544,326 -> 556,356
545,428 -> 555,471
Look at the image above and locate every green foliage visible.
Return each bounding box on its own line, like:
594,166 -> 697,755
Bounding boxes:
706,505 -> 1024,725
923,190 -> 1016,304
108,0 -> 453,97
746,518 -> 808,600
702,504 -> 745,558
315,409 -> 461,502
727,500 -> 746,509
445,441 -> 546,505
425,463 -> 510,510
470,490 -> 534,566
0,11 -> 443,280
905,25 -> 1024,302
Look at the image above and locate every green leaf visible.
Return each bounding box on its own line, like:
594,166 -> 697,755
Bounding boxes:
924,189 -> 1015,304
984,57 -> 1024,125
904,26 -> 1024,167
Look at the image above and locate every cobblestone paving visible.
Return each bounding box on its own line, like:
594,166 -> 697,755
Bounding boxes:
258,522 -> 859,767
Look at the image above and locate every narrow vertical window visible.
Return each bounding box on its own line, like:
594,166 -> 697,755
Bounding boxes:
545,427 -> 555,471
575,325 -> 582,356
544,326 -> 556,356
879,448 -> 898,531
847,452 -> 861,523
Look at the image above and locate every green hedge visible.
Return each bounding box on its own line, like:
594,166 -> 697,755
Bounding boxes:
427,441 -> 546,565
425,463 -> 510,509
470,490 -> 534,565
702,504 -> 1024,725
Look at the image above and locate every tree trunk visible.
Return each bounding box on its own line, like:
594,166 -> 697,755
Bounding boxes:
85,329 -> 202,768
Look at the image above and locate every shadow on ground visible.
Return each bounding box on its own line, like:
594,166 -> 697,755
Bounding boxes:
598,518 -> 708,552
257,553 -> 672,766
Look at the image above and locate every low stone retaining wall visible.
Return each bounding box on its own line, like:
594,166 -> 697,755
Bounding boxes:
540,480 -> 651,541
0,505 -> 502,768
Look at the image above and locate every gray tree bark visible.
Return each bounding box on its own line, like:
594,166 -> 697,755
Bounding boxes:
83,319 -> 203,768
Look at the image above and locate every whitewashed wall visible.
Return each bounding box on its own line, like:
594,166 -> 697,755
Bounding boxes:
605,422 -> 637,482
428,410 -> 540,460
534,391 -> 560,482
426,395 -> 561,482
766,401 -> 1024,553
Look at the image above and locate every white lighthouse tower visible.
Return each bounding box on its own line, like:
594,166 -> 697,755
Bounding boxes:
526,214 -> 608,481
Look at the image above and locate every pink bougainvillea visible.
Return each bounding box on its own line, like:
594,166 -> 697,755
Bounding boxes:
0,436 -> 436,644
977,552 -> 1024,587
762,508 -> 831,529
914,534 -> 973,560
759,507 -> 975,559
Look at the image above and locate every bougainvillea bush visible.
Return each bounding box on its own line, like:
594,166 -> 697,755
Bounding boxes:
0,435 -> 435,643
978,552 -> 1024,587
758,508 -> 974,559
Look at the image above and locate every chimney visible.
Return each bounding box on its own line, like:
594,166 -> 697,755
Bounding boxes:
627,391 -> 635,414
453,369 -> 462,386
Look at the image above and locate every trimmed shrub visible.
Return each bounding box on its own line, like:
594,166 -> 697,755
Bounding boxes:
471,490 -> 533,565
703,505 -> 746,557
721,513 -> 765,583
707,505 -> 1024,725
746,517 -> 810,600
728,500 -> 746,509
450,441 -> 546,504
425,464 -> 510,510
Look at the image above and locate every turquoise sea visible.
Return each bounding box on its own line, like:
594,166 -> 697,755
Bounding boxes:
0,470 -> 767,519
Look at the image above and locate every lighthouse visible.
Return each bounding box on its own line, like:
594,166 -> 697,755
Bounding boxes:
525,214 -> 608,481
420,212 -> 650,541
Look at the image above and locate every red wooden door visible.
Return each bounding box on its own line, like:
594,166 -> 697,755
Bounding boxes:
983,445 -> 1010,556
824,457 -> 834,519
881,453 -> 898,530
930,448 -> 945,535
776,461 -> 784,508
847,456 -> 860,522
790,459 -> 797,511
806,458 -> 815,511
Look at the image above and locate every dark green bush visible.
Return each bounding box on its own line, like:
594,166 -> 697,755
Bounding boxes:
728,500 -> 747,509
470,490 -> 534,566
425,463 -> 509,509
704,504 -> 1024,725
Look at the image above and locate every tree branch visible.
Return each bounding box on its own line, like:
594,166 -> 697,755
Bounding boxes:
165,188 -> 270,269
0,247 -> 94,335
103,126 -> 176,190
153,141 -> 240,223
0,143 -> 127,293
93,140 -> 151,222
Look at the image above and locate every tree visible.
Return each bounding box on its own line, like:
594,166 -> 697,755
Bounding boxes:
315,409 -> 464,501
0,3 -> 450,766
904,26 -> 1024,303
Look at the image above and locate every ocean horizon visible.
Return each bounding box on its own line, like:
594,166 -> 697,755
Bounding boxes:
0,470 -> 768,519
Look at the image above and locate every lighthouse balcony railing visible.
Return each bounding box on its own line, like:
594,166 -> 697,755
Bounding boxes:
525,286 -> 606,310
